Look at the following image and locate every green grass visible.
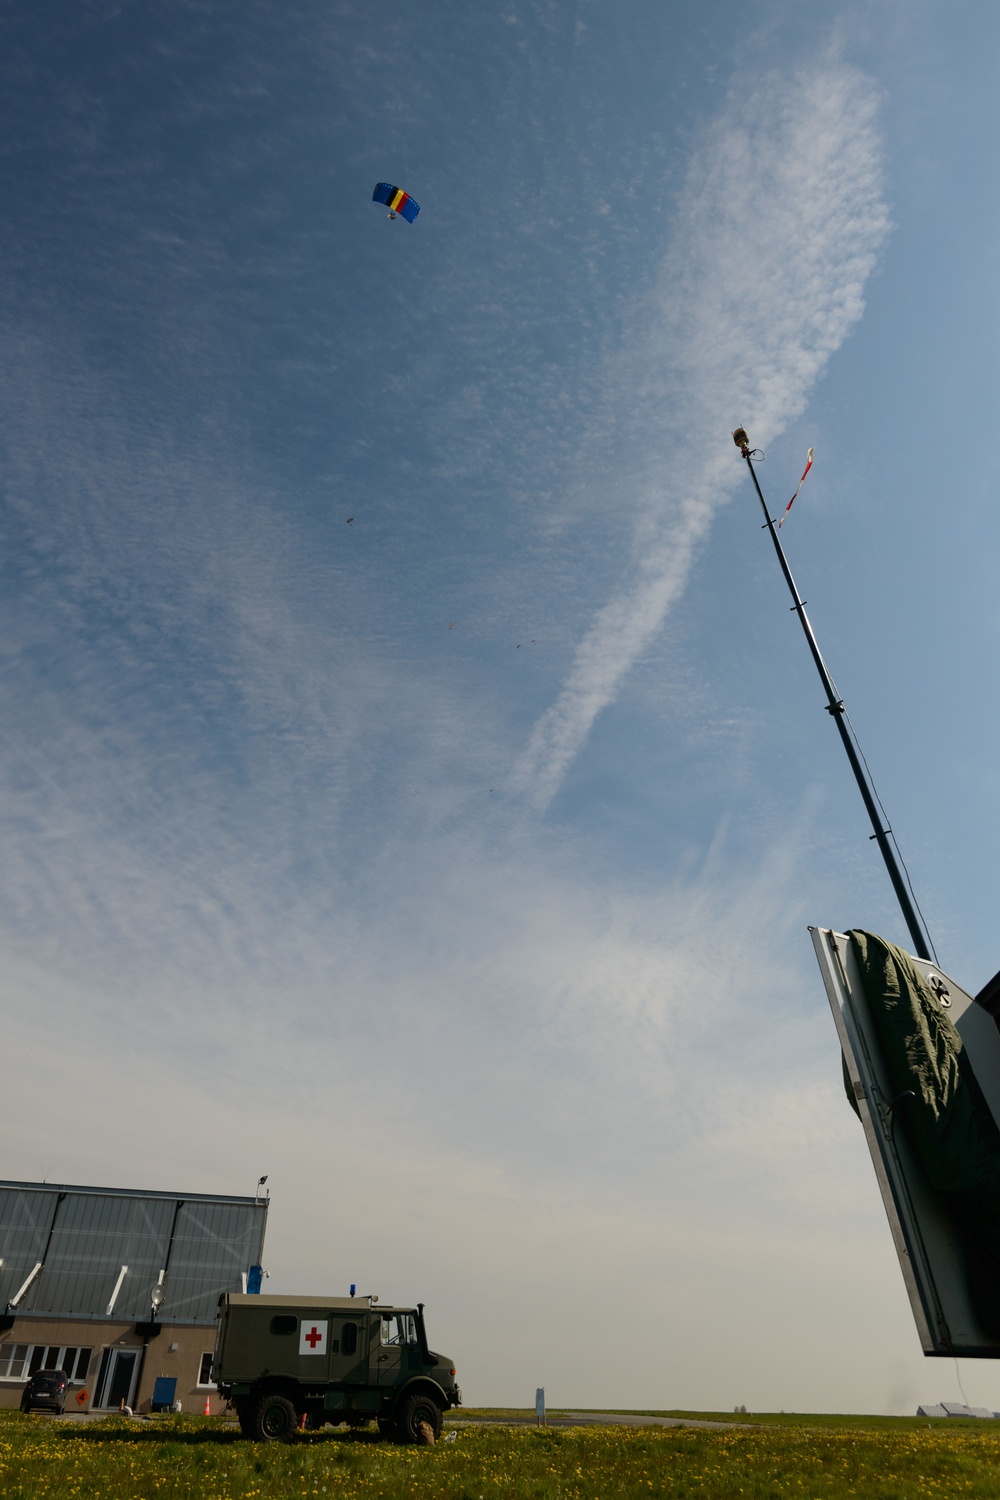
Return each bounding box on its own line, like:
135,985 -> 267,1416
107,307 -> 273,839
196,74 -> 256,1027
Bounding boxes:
3,1408 -> 1000,1497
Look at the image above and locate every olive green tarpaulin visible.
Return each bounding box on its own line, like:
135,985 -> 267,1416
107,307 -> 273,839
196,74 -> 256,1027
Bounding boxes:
848,930 -> 1000,1338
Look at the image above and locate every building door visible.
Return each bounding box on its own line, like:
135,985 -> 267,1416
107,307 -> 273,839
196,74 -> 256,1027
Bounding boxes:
94,1348 -> 139,1409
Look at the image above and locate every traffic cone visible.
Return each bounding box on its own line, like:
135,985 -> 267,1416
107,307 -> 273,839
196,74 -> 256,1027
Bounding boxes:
203,1395 -> 212,1417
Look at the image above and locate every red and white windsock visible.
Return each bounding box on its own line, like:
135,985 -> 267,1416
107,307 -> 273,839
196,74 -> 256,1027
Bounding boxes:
778,447 -> 814,528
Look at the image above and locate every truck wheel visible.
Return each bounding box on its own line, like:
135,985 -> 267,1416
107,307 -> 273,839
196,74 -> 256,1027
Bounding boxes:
398,1391 -> 443,1445
253,1392 -> 299,1442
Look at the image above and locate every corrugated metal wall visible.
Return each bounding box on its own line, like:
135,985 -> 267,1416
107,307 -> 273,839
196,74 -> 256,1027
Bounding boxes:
167,1201 -> 267,1322
0,1188 -> 59,1309
0,1182 -> 267,1325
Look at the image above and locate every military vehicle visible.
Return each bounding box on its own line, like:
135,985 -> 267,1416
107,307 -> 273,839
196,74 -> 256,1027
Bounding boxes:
214,1293 -> 461,1443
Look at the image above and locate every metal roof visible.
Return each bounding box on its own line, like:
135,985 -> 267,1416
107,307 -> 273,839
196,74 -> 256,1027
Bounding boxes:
0,1180 -> 267,1326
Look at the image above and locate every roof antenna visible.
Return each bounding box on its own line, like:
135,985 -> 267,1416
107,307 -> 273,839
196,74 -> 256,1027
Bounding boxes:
733,428 -> 934,962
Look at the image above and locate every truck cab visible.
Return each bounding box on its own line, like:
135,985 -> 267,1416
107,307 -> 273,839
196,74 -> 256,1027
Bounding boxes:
214,1293 -> 460,1443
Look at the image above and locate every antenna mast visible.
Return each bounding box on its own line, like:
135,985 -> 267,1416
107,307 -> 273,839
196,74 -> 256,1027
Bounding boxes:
733,430 -> 932,962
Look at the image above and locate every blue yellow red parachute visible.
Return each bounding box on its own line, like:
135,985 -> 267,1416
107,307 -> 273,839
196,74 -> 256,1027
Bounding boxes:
372,182 -> 420,223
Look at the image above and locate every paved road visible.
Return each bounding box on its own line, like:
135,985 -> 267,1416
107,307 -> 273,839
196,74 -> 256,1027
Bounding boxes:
451,1412 -> 741,1432
560,1412 -> 740,1431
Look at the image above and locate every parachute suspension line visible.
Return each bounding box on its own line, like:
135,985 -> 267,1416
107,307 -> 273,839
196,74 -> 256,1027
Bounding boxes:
735,437 -> 934,963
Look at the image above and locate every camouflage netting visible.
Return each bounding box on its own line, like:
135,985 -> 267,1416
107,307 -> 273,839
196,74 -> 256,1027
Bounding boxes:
849,930 -> 1000,1339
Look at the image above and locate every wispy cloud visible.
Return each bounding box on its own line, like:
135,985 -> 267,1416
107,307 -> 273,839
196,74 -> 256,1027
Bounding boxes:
512,51 -> 890,808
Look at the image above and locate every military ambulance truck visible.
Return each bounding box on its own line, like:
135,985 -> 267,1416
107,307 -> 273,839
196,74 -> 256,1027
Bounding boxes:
214,1293 -> 461,1443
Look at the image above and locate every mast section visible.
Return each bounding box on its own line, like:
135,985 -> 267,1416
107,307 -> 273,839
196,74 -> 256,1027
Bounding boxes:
737,439 -> 932,962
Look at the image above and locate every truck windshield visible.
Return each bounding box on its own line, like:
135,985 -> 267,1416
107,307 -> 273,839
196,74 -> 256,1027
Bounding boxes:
380,1313 -> 417,1345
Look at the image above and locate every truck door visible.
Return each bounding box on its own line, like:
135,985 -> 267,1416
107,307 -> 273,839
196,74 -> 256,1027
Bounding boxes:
328,1312 -> 368,1387
374,1311 -> 420,1388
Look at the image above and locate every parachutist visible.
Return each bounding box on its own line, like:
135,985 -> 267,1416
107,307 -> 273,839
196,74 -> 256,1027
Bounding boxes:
372,182 -> 420,223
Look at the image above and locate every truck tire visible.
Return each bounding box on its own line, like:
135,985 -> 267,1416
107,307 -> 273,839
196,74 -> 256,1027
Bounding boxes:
253,1391 -> 299,1442
397,1391 -> 443,1445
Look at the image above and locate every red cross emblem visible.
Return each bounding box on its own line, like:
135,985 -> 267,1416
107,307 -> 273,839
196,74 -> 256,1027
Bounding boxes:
299,1317 -> 328,1354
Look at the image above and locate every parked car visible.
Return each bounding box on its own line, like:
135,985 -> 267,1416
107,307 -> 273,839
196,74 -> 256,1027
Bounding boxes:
20,1368 -> 68,1415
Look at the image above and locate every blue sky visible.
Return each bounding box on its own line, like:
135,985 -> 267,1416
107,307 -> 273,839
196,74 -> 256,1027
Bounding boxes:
3,0 -> 1000,1413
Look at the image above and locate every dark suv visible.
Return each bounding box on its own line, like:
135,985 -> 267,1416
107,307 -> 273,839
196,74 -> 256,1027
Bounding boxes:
20,1368 -> 68,1415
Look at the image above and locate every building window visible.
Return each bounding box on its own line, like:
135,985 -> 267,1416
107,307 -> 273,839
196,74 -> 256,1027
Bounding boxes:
197,1352 -> 214,1387
0,1344 -> 92,1382
60,1347 -> 91,1382
0,1344 -> 29,1380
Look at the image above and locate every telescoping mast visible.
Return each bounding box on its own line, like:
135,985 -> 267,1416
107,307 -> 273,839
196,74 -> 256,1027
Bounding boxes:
731,425 -> 933,961
734,426 -> 1000,1364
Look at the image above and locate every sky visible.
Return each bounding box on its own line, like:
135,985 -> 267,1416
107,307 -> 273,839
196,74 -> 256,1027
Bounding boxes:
3,0 -> 1000,1415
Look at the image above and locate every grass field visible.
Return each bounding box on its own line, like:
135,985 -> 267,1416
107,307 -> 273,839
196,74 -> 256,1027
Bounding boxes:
3,1408 -> 1000,1498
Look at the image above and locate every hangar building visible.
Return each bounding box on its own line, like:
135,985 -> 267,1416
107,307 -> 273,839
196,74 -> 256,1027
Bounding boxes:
0,1178 -> 268,1413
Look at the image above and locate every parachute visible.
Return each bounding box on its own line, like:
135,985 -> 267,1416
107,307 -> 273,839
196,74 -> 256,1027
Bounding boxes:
372,182 -> 420,223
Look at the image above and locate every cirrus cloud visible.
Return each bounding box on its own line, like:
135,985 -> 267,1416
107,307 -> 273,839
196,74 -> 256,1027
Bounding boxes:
512,54 -> 890,808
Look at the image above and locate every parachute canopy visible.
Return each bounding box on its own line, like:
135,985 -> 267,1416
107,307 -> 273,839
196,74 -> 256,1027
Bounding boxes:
372,182 -> 420,223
